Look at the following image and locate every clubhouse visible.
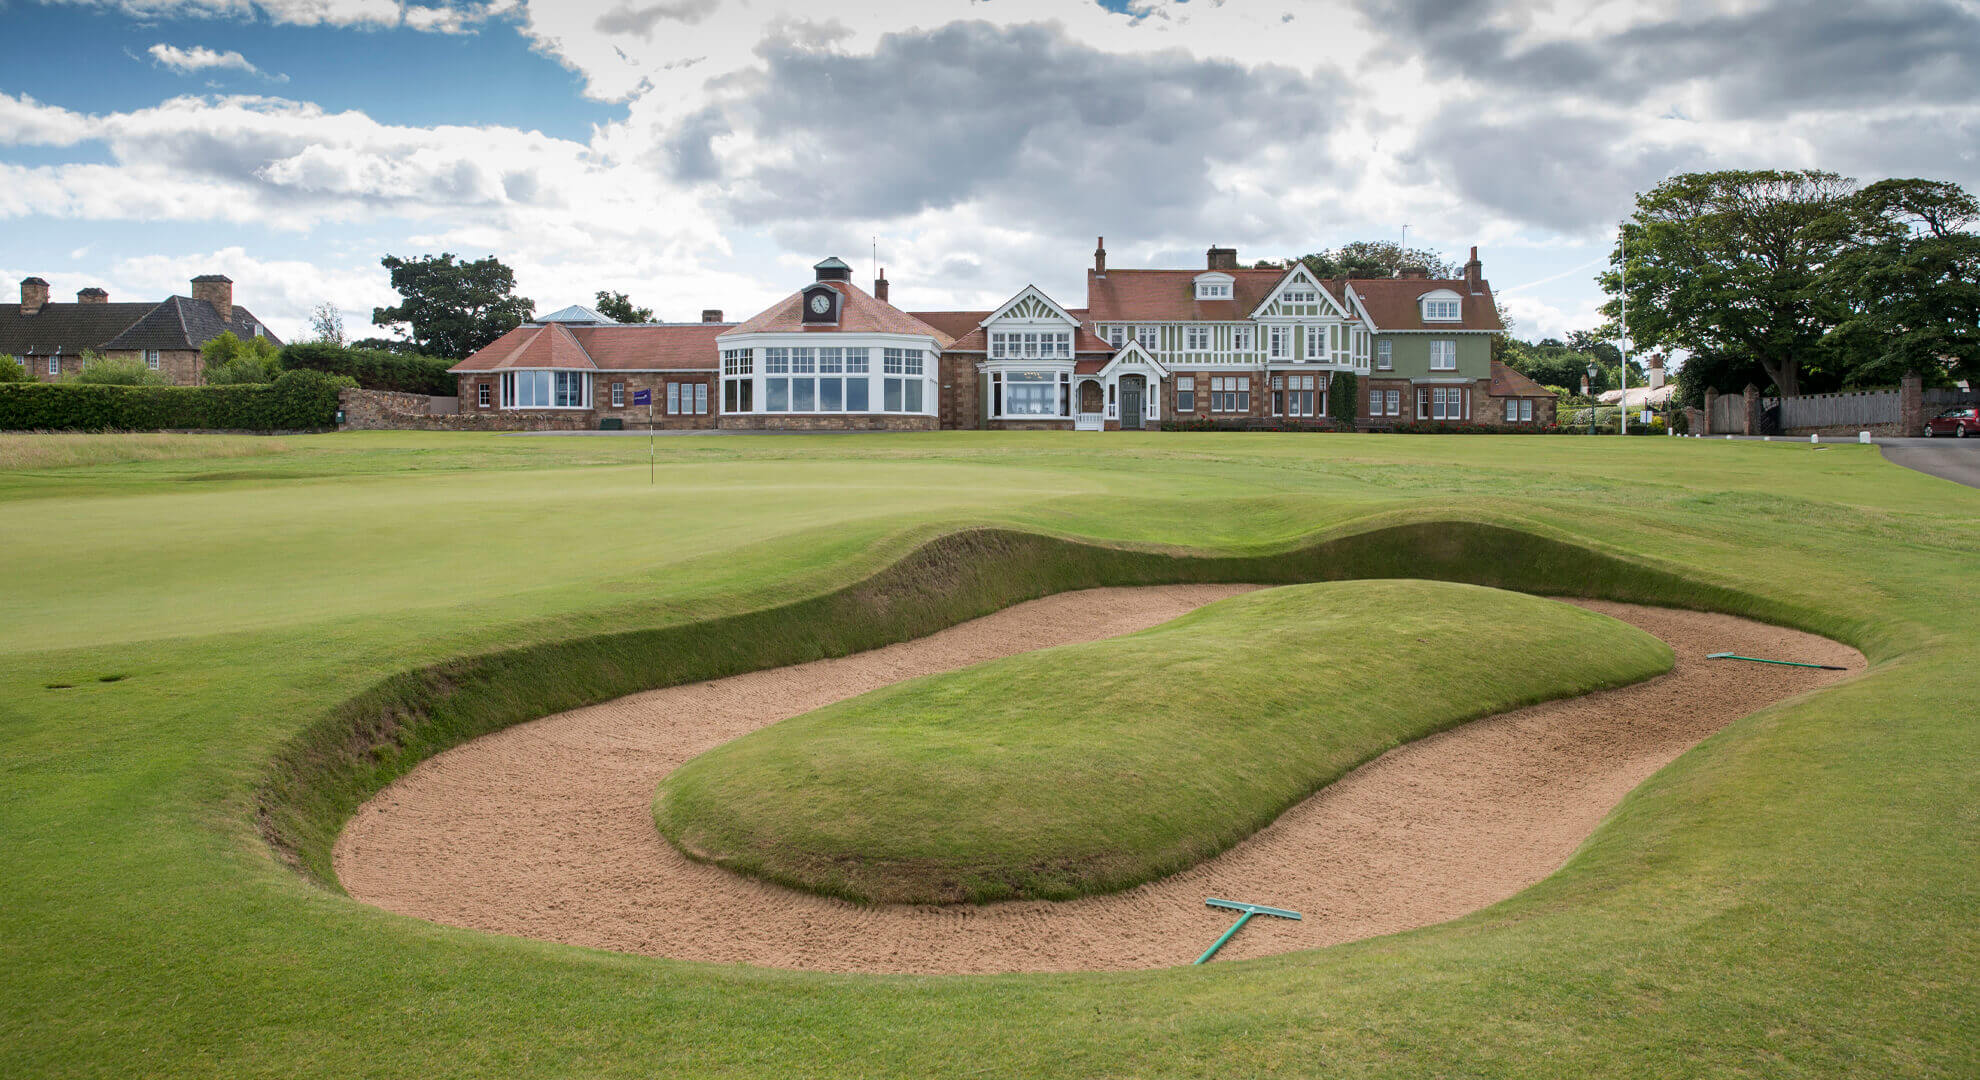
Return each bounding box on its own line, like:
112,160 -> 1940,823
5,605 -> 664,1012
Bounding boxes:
450,243 -> 1553,431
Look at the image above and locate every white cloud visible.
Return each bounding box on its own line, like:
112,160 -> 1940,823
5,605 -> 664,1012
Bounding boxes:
148,43 -> 288,82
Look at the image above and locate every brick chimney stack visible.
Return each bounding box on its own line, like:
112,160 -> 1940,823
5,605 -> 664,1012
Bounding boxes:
873,268 -> 889,303
77,287 -> 108,304
20,277 -> 49,315
191,274 -> 233,322
1094,236 -> 1106,275
1464,246 -> 1483,294
1398,265 -> 1429,279
1206,246 -> 1239,271
701,309 -> 723,323
1646,353 -> 1667,390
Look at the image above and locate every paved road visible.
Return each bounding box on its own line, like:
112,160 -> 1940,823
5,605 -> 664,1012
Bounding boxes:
1877,437 -> 1980,489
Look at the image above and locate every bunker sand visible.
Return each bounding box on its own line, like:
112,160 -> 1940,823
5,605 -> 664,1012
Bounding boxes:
335,586 -> 1859,974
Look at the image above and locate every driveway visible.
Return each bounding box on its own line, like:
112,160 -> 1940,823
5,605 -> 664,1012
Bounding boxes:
1878,437 -> 1980,489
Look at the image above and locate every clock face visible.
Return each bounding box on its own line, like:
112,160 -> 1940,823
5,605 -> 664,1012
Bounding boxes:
809,293 -> 832,315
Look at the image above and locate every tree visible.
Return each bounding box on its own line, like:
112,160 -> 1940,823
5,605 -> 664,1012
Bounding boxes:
1824,178 -> 1980,388
0,355 -> 29,382
1329,371 -> 1359,427
1502,334 -> 1640,396
309,303 -> 346,346
1294,242 -> 1458,280
1600,170 -> 1857,398
594,290 -> 654,324
68,352 -> 167,386
202,331 -> 283,385
371,253 -> 534,360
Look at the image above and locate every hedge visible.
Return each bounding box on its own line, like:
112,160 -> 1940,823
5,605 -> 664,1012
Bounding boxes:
0,370 -> 354,432
279,342 -> 456,395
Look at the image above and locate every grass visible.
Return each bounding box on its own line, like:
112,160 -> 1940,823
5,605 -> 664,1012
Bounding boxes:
655,581 -> 1673,903
1,429 -> 1976,1078
0,430 -> 293,470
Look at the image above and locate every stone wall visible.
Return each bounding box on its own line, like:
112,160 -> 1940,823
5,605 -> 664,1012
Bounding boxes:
986,419 -> 1074,431
338,387 -> 591,431
938,352 -> 981,430
718,414 -> 938,432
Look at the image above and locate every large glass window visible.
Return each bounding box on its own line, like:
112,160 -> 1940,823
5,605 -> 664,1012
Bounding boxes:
883,378 -> 902,412
792,378 -> 816,411
1211,376 -> 1250,412
883,348 -> 924,375
503,370 -> 588,408
819,377 -> 843,411
1002,371 -> 1058,416
766,377 -> 789,411
845,378 -> 869,411
1430,340 -> 1457,370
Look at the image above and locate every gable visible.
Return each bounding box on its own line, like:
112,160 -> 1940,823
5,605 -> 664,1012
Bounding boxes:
982,285 -> 1079,328
1251,263 -> 1350,320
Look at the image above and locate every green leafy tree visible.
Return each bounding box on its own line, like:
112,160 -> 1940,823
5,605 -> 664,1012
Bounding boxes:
0,355 -> 30,382
371,253 -> 534,360
1295,242 -> 1458,280
594,290 -> 654,323
68,351 -> 168,386
1824,178 -> 1980,387
202,331 -> 283,385
1601,169 -> 1857,397
1329,371 -> 1359,427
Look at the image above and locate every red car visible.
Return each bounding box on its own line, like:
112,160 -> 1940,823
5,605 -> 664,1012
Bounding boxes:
1925,406 -> 1980,437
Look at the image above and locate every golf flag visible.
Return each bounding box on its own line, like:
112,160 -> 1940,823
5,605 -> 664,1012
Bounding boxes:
632,388 -> 652,406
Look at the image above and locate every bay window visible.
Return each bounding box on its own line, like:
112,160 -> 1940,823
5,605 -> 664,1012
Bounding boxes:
1001,371 -> 1058,416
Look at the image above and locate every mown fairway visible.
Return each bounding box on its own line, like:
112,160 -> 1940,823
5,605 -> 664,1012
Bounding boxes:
657,581 -> 1672,903
3,430 -> 1976,1078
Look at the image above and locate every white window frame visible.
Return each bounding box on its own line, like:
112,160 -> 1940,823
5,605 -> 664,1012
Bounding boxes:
1232,326 -> 1252,352
48,354 -> 60,375
144,349 -> 160,370
1268,326 -> 1290,360
1423,297 -> 1462,321
1185,326 -> 1209,351
666,383 -> 681,415
611,382 -> 624,408
1135,326 -> 1158,351
477,383 -> 491,409
500,370 -> 589,409
1175,375 -> 1195,412
1108,326 -> 1125,348
1430,340 -> 1458,370
1521,399 -> 1534,422
1506,398 -> 1518,423
1304,325 -> 1321,363
1376,340 -> 1393,370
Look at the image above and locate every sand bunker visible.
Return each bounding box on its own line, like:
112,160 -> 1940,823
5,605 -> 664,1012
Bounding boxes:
335,585 -> 1859,975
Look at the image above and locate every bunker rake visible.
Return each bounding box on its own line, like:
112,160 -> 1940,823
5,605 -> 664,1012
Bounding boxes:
1193,898 -> 1302,965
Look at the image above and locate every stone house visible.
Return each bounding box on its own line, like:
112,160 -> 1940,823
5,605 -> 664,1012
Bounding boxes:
0,274 -> 280,384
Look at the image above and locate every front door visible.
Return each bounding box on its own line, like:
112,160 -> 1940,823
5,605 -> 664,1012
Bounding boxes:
1121,379 -> 1144,430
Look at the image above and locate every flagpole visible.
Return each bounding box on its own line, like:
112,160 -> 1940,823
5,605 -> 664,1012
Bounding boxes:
648,395 -> 655,486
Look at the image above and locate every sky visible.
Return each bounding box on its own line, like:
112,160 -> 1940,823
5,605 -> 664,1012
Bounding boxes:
2,0 -> 1977,350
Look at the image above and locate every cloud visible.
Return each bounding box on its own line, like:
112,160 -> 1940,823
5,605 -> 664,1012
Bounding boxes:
595,0 -> 720,37
148,43 -> 289,82
51,0 -> 505,31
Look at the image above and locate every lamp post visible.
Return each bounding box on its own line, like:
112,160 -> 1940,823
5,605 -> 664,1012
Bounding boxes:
1587,361 -> 1600,436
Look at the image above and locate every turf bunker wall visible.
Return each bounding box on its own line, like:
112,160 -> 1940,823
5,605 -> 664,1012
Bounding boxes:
259,520 -> 1818,889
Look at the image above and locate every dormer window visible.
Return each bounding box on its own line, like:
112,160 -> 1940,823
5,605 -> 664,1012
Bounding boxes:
1421,292 -> 1462,321
1194,272 -> 1234,300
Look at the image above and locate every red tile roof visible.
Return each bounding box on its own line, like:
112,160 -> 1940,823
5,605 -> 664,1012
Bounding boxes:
1490,360 -> 1552,397
1349,279 -> 1504,332
906,310 -> 989,339
449,321 -> 732,372
724,280 -> 954,344
1084,268 -> 1291,322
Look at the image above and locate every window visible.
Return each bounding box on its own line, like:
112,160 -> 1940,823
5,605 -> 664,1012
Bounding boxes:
723,379 -> 754,412
144,349 -> 160,370
819,377 -> 842,411
1284,374 -> 1317,417
1186,326 -> 1209,351
1430,340 -> 1458,370
1417,386 -> 1468,420
695,383 -> 708,415
501,370 -> 587,408
1232,326 -> 1252,352
1376,340 -> 1393,370
1377,389 -> 1400,416
611,382 -> 624,408
1211,376 -> 1249,413
1423,297 -> 1461,321
882,377 -> 924,413
243,319 -> 257,337
1268,326 -> 1290,360
883,348 -> 923,375
1108,326 -> 1125,348
667,383 -> 681,414
1521,399 -> 1533,422
1506,398 -> 1518,423
1175,376 -> 1195,412
1002,371 -> 1058,416
766,378 -> 789,411
845,378 -> 869,411
765,347 -> 790,374
477,383 -> 491,408
793,378 -> 815,411
1283,288 -> 1317,304
1136,326 -> 1158,351
1304,325 -> 1321,363
1195,281 -> 1231,299
818,347 -> 845,373
722,348 -> 753,375
790,348 -> 816,374
49,355 -> 59,375
843,348 -> 869,372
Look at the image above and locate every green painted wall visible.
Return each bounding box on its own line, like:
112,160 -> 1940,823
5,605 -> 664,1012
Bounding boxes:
1373,334 -> 1492,380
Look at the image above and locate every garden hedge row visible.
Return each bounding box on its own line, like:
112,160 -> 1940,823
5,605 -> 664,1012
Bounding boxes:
0,369 -> 354,432
279,342 -> 457,395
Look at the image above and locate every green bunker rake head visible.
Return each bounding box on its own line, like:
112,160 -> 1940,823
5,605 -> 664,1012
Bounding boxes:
1194,898 -> 1302,965
1707,652 -> 1846,671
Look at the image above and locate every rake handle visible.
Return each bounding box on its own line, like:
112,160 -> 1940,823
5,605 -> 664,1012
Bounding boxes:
1193,911 -> 1256,965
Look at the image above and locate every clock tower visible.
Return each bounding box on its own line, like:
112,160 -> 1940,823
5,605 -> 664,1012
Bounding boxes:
802,256 -> 850,324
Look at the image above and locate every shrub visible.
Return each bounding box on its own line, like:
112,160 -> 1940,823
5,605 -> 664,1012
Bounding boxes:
280,342 -> 456,395
1330,371 -> 1359,427
0,356 -> 34,383
0,369 -> 354,432
69,352 -> 168,386
203,332 -> 283,385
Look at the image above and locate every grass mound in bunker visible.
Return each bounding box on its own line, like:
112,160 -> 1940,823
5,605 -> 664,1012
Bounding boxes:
653,580 -> 1674,904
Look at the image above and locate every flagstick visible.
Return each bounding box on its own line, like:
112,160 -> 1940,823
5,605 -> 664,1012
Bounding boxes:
648,396 -> 655,486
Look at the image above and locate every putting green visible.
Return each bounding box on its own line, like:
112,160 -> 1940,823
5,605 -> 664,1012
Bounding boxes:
654,580 -> 1673,903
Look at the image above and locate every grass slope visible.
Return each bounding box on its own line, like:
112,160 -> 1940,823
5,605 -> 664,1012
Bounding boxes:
1,430 -> 1975,1079
655,581 -> 1673,903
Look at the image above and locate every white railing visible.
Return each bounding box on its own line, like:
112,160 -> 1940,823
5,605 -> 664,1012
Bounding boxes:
1075,412 -> 1104,431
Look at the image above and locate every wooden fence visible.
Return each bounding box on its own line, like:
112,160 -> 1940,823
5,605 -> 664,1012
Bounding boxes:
1774,389 -> 1900,430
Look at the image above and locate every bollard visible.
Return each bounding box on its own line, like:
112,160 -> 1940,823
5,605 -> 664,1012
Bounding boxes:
1859,431 -> 1871,444
1811,433 -> 1820,444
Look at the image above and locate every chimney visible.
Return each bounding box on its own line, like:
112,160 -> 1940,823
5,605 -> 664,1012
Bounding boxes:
1206,246 -> 1238,271
1464,246 -> 1483,294
873,268 -> 889,304
20,277 -> 49,315
191,274 -> 233,322
77,287 -> 108,304
701,309 -> 724,323
1398,265 -> 1429,279
1646,353 -> 1667,390
1094,236 -> 1106,275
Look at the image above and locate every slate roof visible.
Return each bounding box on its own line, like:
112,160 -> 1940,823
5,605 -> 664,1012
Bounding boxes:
1348,279 -> 1503,332
0,294 -> 282,358
722,280 -> 954,344
1490,361 -> 1553,398
449,321 -> 735,373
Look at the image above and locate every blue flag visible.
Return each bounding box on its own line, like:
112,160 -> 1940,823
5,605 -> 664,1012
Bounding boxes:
631,388 -> 652,406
